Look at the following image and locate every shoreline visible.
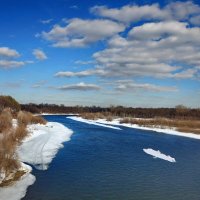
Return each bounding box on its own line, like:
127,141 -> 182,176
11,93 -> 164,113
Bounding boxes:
68,116 -> 200,140
95,118 -> 200,140
0,120 -> 73,200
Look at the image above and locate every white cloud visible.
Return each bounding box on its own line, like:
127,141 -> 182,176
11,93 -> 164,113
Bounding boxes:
55,68 -> 105,77
40,18 -> 125,47
165,1 -> 200,21
58,20 -> 200,80
91,1 -> 200,24
190,15 -> 200,25
0,47 -> 20,57
33,49 -> 47,60
0,60 -> 26,69
115,81 -> 178,92
90,4 -> 166,23
57,82 -> 101,91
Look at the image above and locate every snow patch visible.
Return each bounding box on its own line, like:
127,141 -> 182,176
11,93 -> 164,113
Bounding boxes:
143,148 -> 176,163
17,122 -> 73,170
0,163 -> 36,200
67,116 -> 121,130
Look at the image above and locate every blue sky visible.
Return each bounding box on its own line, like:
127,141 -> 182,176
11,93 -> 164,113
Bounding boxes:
0,0 -> 200,107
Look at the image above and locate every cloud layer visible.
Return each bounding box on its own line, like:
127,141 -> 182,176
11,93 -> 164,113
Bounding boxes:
41,18 -> 125,47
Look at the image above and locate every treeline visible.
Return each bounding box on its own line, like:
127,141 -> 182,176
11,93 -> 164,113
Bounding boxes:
21,103 -> 200,119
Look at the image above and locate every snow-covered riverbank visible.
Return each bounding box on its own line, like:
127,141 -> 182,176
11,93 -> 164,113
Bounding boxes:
0,121 -> 73,200
18,122 -> 73,170
69,117 -> 200,140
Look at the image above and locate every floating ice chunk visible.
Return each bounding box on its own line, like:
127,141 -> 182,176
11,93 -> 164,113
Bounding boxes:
18,122 -> 73,170
143,148 -> 176,163
67,116 -> 121,130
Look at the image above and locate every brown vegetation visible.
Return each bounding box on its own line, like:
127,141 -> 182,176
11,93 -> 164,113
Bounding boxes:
0,109 -> 13,133
0,107 -> 46,186
0,170 -> 26,187
120,118 -> 200,134
0,96 -> 20,113
17,111 -> 46,125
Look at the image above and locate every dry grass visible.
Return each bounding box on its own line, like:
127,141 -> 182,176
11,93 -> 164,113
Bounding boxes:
120,117 -> 200,134
0,109 -> 13,133
0,110 -> 46,186
30,115 -> 47,125
0,129 -> 20,179
106,116 -> 113,122
81,112 -> 114,120
17,111 -> 46,125
15,124 -> 28,144
0,170 -> 26,187
0,110 -> 46,184
17,111 -> 32,126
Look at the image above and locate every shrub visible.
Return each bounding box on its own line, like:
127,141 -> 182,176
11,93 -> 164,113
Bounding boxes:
0,109 -> 13,133
30,115 -> 47,125
17,111 -> 32,125
15,124 -> 28,144
0,96 -> 20,112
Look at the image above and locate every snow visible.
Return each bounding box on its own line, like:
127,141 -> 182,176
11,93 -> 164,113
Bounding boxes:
41,113 -> 79,116
67,116 -> 121,130
18,122 -> 73,170
0,163 -> 36,200
0,120 -> 73,200
143,148 -> 176,163
93,118 -> 200,140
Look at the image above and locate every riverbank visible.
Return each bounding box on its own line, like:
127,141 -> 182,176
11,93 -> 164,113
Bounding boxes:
68,116 -> 200,140
0,120 -> 73,200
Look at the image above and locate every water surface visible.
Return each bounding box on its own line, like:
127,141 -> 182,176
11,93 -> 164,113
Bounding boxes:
23,115 -> 200,200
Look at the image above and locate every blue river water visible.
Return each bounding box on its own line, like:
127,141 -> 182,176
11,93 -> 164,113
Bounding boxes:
23,115 -> 200,200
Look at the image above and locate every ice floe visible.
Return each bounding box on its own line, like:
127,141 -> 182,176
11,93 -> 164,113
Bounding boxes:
143,148 -> 176,162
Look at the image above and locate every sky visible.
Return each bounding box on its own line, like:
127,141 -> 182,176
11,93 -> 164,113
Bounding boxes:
0,0 -> 200,107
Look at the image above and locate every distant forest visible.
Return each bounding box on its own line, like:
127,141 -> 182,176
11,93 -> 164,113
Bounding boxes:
21,103 -> 200,119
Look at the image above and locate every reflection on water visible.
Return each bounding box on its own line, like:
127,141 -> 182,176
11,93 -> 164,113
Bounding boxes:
23,115 -> 200,200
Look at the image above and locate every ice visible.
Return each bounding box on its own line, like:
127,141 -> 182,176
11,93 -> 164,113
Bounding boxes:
17,122 -> 73,170
143,148 -> 176,162
67,116 -> 121,130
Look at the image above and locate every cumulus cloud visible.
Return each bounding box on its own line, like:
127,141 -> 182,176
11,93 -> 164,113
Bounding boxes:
33,49 -> 47,60
115,81 -> 178,92
92,21 -> 200,79
55,68 -> 105,77
58,20 -> 200,79
90,4 -> 166,23
91,1 -> 200,24
0,47 -> 20,57
0,60 -> 26,69
0,46 -> 33,69
57,82 -> 101,91
40,18 -> 125,47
